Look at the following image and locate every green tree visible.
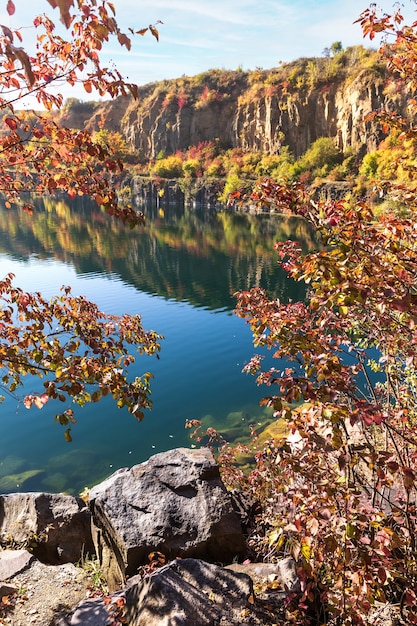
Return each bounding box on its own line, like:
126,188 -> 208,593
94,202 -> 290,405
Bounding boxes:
330,41 -> 343,56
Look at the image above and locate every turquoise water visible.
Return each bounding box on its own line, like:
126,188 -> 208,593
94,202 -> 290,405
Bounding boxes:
0,198 -> 313,494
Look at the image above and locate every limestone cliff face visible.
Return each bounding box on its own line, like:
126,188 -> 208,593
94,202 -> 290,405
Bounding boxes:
120,84 -> 241,158
63,55 -> 408,160
234,71 -> 391,157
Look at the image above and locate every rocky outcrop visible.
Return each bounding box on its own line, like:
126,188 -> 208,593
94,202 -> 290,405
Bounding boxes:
233,71 -> 388,157
130,176 -> 224,207
0,492 -> 93,564
62,57 -> 409,160
124,559 -> 255,626
89,447 -> 245,590
59,557 -> 293,626
0,448 -> 296,625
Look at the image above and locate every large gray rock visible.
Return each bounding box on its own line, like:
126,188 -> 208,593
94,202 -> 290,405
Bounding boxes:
89,448 -> 245,588
61,558 -> 273,626
0,492 -> 94,564
124,558 -> 254,626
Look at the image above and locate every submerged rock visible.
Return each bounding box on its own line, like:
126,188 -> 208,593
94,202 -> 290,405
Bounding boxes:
0,469 -> 45,492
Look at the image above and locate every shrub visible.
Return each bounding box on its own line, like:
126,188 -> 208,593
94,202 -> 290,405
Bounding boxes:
149,155 -> 183,178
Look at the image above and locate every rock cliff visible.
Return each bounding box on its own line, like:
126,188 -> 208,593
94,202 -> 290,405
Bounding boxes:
61,46 -> 409,160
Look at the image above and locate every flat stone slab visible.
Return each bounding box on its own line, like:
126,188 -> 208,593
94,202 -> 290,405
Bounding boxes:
227,557 -> 299,592
0,549 -> 34,580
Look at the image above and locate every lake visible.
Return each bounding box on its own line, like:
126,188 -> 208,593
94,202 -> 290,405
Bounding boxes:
0,197 -> 315,495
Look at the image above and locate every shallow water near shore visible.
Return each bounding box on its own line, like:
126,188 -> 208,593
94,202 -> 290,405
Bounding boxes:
0,198 -> 314,495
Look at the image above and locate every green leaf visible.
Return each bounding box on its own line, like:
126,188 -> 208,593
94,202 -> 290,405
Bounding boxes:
346,523 -> 356,539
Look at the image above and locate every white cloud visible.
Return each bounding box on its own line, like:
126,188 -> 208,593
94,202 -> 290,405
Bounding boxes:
6,0 -> 417,103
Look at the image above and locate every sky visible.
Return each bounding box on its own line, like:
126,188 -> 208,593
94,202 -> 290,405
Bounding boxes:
2,0 -> 417,103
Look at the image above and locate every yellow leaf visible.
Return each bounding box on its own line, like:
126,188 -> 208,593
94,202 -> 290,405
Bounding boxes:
301,543 -> 311,560
268,528 -> 282,546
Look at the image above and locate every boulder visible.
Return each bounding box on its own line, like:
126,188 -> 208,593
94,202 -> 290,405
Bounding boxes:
89,448 -> 245,589
124,558 -> 254,626
0,493 -> 94,564
61,558 -> 274,626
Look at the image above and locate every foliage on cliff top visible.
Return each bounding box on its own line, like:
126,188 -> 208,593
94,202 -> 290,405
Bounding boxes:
58,44 -> 384,136
117,45 -> 383,118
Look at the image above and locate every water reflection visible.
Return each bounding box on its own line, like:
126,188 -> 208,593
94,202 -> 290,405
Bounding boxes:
0,197 -> 315,309
0,198 -> 316,495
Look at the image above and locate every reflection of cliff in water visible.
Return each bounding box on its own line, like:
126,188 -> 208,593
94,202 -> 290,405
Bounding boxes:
0,197 -> 317,310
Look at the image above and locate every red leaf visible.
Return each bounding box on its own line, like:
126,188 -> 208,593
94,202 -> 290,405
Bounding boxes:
7,0 -> 15,15
403,588 -> 417,606
4,117 -> 18,130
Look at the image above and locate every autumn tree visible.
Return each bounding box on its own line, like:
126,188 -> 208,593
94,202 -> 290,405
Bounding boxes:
0,0 -> 163,438
200,4 -> 417,624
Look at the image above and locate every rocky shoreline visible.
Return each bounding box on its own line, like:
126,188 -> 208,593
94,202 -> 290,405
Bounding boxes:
0,447 -> 297,625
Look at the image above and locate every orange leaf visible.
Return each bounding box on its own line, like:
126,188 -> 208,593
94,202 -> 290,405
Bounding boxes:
149,25 -> 159,41
117,32 -> 131,50
34,394 -> 49,409
64,427 -> 72,442
32,127 -> 44,139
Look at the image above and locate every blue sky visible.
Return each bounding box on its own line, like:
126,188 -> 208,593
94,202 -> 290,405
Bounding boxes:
2,0 -> 417,102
